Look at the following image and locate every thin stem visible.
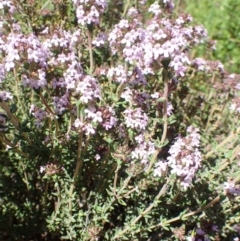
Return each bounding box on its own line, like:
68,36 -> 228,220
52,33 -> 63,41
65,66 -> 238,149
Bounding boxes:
66,113 -> 74,138
39,92 -> 54,116
53,181 -> 61,220
121,186 -> 138,199
146,68 -> 169,174
68,131 -> 83,211
161,69 -> 169,144
133,194 -> 222,235
14,68 -> 25,114
20,162 -> 30,190
87,29 -> 94,74
113,177 -> 171,239
209,145 -> 240,181
205,126 -> 240,158
122,0 -> 130,18
148,195 -> 221,231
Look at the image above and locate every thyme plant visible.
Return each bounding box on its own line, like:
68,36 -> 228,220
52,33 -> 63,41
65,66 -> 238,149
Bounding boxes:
0,0 -> 240,240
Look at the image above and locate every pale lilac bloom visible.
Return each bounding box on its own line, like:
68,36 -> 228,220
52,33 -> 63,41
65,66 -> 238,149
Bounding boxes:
40,166 -> 45,173
235,83 -> 240,90
234,225 -> 240,235
74,118 -> 84,128
151,92 -> 160,99
0,64 -> 5,82
52,92 -> 69,114
167,102 -> 174,116
224,181 -> 240,196
123,108 -> 148,130
63,62 -> 83,90
163,0 -> 175,10
127,7 -> 138,17
31,107 -> 48,127
101,107 -> 117,130
217,61 -> 224,72
118,19 -> 129,29
74,118 -> 96,136
0,0 -> 12,9
76,75 -> 101,104
0,0 -> 15,12
212,225 -> 218,232
186,236 -> 194,241
121,87 -> 133,102
37,69 -> 47,87
107,65 -> 127,83
153,160 -> 168,177
193,58 -> 208,71
108,6 -> 208,75
102,115 -> 117,130
196,228 -> 205,235
131,134 -> 156,165
73,0 -> 107,25
121,29 -> 139,47
229,103 -> 240,113
176,16 -> 185,25
0,91 -> 13,101
85,107 -> 103,123
95,154 -> 101,160
167,126 -> 202,189
83,123 -> 95,135
92,33 -> 106,47
148,2 -> 161,16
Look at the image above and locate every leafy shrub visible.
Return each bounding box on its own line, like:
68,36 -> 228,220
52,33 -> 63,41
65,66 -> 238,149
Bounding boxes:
0,0 -> 240,240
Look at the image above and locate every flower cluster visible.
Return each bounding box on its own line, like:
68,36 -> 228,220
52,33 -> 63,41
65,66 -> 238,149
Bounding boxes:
167,126 -> 201,189
131,134 -> 156,165
72,0 -> 108,25
123,108 -> 148,131
223,181 -> 240,196
108,2 -> 208,76
154,126 -> 201,189
30,105 -> 48,128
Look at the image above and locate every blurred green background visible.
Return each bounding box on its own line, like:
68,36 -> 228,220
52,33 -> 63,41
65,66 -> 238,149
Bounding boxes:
181,0 -> 240,73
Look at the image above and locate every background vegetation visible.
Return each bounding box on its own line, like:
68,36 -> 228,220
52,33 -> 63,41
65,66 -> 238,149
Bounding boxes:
182,0 -> 240,73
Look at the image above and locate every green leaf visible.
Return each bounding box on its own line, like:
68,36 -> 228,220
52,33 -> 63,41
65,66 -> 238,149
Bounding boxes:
10,103 -> 17,113
118,199 -> 127,206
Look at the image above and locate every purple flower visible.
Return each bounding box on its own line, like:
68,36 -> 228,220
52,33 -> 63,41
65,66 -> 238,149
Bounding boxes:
0,91 -> 13,101
167,126 -> 202,189
30,105 -> 48,127
52,92 -> 69,115
148,2 -> 161,16
153,160 -> 168,177
85,106 -> 103,123
131,134 -> 156,165
74,118 -> 83,128
92,33 -> 106,47
76,75 -> 101,104
123,108 -> 148,131
72,0 -> 107,25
